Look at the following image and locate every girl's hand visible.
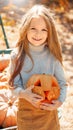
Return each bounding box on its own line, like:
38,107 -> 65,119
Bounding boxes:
19,85 -> 44,108
40,100 -> 62,111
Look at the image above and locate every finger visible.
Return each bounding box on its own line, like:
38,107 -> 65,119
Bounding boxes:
33,93 -> 44,100
27,85 -> 34,90
40,104 -> 55,111
51,100 -> 57,104
40,103 -> 54,108
40,102 -> 51,105
31,102 -> 39,108
40,105 -> 49,110
51,100 -> 62,107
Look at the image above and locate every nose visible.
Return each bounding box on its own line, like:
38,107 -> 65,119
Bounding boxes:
35,30 -> 41,37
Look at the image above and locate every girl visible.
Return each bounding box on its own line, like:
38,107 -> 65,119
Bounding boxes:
8,4 -> 67,130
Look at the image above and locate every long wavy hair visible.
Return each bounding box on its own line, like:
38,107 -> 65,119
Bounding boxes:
9,4 -> 62,86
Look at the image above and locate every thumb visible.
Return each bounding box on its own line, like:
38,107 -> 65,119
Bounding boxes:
51,100 -> 57,104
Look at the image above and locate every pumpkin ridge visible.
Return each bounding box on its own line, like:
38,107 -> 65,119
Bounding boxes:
0,89 -> 18,128
1,107 -> 7,127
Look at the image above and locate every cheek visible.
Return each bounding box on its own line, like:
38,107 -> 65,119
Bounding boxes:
43,33 -> 48,39
27,31 -> 34,37
27,32 -> 31,40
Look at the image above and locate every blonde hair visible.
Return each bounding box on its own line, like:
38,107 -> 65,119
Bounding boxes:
9,4 -> 62,85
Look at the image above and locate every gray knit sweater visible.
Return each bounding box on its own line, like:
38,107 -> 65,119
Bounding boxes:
8,43 -> 67,103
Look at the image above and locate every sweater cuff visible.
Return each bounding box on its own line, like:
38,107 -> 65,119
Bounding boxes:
13,87 -> 23,96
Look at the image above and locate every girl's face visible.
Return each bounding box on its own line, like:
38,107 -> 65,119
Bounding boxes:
27,16 -> 48,46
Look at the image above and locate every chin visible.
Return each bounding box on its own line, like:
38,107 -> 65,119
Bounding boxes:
32,42 -> 45,46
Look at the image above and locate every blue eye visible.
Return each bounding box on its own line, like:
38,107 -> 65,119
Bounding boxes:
42,29 -> 47,32
31,28 -> 35,30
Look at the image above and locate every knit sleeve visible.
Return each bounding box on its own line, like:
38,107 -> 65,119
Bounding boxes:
54,60 -> 67,103
7,48 -> 23,95
7,49 -> 17,76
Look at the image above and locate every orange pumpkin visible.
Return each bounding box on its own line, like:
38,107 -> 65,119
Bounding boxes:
0,71 -> 9,89
0,71 -> 8,82
26,74 -> 60,103
0,54 -> 10,72
0,82 -> 9,89
0,88 -> 18,128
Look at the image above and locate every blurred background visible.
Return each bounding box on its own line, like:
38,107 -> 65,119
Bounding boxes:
0,1 -> 73,130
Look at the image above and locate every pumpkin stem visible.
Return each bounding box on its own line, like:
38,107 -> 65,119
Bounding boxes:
8,99 -> 13,106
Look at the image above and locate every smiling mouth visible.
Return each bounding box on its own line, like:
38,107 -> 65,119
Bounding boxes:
32,38 -> 42,41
